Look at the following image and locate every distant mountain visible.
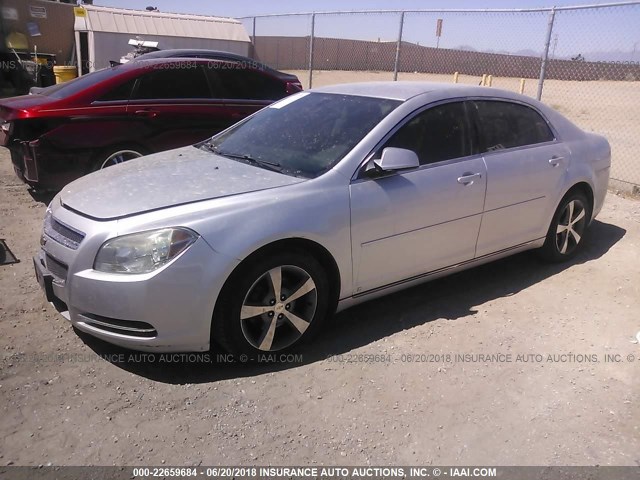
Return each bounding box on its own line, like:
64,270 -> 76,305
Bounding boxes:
454,46 -> 541,57
452,45 -> 636,63
515,49 -> 541,57
574,50 -> 637,62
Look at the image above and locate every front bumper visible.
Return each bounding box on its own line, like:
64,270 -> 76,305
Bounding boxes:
35,207 -> 239,352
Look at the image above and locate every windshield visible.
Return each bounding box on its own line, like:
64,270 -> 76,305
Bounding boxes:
205,92 -> 400,178
34,66 -> 123,99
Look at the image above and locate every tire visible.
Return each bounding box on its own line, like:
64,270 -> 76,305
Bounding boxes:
212,250 -> 331,356
539,191 -> 590,262
91,147 -> 145,171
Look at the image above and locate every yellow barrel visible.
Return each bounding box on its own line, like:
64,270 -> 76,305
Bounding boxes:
53,66 -> 78,84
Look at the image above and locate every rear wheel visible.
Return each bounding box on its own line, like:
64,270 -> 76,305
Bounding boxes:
212,251 -> 331,356
539,191 -> 589,262
97,149 -> 144,169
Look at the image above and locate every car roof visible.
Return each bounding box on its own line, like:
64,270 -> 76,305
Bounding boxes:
313,81 -> 531,103
117,57 -> 231,73
131,49 -> 298,80
135,49 -> 252,62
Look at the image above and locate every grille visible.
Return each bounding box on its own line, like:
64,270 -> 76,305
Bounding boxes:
77,313 -> 157,338
43,211 -> 85,250
45,253 -> 68,282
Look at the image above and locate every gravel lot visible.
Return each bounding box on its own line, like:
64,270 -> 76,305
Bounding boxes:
0,149 -> 639,466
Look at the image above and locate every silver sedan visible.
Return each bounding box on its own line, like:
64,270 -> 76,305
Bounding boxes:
34,82 -> 611,354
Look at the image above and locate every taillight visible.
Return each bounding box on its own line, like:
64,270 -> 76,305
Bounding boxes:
286,81 -> 303,94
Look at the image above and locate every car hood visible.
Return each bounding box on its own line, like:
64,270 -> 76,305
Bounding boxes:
60,146 -> 305,220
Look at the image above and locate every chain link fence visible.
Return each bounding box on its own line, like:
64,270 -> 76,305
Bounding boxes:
240,2 -> 640,192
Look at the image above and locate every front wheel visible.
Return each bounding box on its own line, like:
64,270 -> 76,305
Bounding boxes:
212,251 -> 331,355
539,191 -> 590,262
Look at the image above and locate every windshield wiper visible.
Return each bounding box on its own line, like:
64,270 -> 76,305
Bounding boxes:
199,141 -> 299,175
199,140 -> 218,153
215,149 -> 283,173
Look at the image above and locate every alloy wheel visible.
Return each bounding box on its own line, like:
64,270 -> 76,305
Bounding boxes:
555,199 -> 587,255
240,265 -> 318,352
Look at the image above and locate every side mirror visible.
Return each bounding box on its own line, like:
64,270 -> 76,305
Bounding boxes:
373,147 -> 420,172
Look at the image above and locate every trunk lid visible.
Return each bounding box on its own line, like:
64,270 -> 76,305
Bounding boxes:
0,94 -> 57,120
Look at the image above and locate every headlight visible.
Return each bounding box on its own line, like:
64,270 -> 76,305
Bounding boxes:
94,228 -> 198,274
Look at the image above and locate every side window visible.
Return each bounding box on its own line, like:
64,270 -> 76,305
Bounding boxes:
96,78 -> 136,102
474,101 -> 555,152
211,65 -> 285,100
383,102 -> 472,165
132,65 -> 210,100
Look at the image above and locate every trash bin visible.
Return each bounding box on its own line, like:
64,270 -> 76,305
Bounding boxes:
53,66 -> 77,84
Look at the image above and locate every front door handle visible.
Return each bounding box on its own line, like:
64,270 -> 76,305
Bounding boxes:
134,109 -> 159,118
457,172 -> 482,186
548,156 -> 564,167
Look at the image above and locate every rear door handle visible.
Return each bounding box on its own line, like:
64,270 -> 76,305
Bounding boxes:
457,172 -> 482,185
548,156 -> 564,167
134,109 -> 159,118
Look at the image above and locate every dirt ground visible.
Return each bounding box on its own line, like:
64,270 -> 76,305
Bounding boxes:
0,146 -> 639,467
287,70 -> 640,189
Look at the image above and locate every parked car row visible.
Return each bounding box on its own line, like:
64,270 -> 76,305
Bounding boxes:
0,50 -> 302,190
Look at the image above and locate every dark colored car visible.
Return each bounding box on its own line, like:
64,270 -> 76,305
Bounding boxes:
0,57 -> 302,190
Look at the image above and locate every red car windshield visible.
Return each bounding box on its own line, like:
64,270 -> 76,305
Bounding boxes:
34,66 -> 123,99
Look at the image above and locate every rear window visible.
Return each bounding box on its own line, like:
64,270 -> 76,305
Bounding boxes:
35,66 -> 123,99
132,66 -> 211,99
473,100 -> 555,151
97,78 -> 136,102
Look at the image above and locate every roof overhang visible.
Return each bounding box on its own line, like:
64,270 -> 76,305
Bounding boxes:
73,5 -> 250,43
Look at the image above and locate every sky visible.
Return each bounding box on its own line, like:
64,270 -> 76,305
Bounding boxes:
91,0 -> 613,18
90,1 -> 640,60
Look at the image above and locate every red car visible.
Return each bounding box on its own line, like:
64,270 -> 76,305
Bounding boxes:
0,57 -> 302,190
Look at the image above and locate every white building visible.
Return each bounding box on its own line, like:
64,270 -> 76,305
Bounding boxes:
73,5 -> 251,73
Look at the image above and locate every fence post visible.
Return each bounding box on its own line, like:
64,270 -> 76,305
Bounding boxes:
393,11 -> 405,81
536,7 -> 556,100
251,17 -> 256,60
308,13 -> 316,89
